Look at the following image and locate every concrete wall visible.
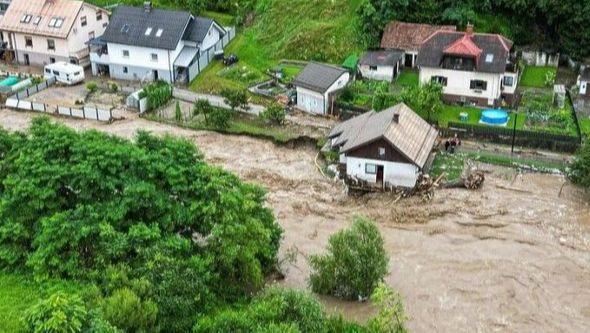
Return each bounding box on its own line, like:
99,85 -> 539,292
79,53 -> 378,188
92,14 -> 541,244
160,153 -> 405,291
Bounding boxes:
345,156 -> 419,188
420,67 -> 505,106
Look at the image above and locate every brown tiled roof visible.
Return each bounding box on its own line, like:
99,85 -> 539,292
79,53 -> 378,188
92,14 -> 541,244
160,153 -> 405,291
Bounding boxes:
329,103 -> 438,169
380,21 -> 456,52
417,31 -> 513,73
0,0 -> 106,38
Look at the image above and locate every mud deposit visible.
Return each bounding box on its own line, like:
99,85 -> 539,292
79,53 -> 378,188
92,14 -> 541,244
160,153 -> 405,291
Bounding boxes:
1,109 -> 589,332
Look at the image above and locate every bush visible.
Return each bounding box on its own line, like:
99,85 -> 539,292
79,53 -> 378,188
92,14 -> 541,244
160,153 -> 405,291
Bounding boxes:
259,104 -> 286,125
175,100 -> 183,122
108,81 -> 119,93
142,81 -> 173,111
209,107 -> 233,129
221,89 -> 248,111
86,81 -> 98,93
193,99 -> 214,122
101,288 -> 158,332
24,292 -> 88,333
568,142 -> 590,189
309,217 -> 388,300
368,283 -> 408,333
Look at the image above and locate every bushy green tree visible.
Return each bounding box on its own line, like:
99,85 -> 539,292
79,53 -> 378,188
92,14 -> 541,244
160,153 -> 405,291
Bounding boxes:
209,107 -> 233,129
368,283 -> 408,333
309,217 -> 388,300
402,82 -> 443,123
221,89 -> 249,111
101,288 -> 158,332
568,142 -> 590,189
259,104 -> 286,125
193,99 -> 214,122
24,292 -> 88,333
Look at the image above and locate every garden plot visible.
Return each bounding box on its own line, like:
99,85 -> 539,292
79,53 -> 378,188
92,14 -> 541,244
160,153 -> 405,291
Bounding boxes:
518,88 -> 578,136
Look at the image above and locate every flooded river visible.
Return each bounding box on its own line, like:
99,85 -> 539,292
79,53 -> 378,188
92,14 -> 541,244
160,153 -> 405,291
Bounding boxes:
1,109 -> 589,332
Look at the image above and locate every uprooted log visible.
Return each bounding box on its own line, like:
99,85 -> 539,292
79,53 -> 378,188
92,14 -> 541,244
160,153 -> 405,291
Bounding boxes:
444,159 -> 485,190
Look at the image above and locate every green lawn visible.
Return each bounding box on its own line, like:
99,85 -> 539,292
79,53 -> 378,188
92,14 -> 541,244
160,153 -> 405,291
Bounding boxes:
520,66 -> 557,88
580,118 -> 590,136
0,273 -> 84,332
437,105 -> 525,129
395,70 -> 419,88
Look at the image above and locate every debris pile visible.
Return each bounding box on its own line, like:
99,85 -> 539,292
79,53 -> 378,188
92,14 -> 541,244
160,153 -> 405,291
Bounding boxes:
444,160 -> 485,190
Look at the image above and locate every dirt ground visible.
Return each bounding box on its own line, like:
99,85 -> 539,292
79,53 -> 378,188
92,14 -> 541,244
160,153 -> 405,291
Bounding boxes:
1,109 -> 589,333
25,84 -> 125,109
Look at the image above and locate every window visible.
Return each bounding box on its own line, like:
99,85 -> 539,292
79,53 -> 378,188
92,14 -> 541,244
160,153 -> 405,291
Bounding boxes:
145,27 -> 152,36
88,31 -> 95,40
47,39 -> 55,51
369,65 -> 378,71
365,163 -> 377,175
55,18 -> 64,28
33,16 -> 42,25
49,18 -> 57,27
123,66 -> 128,74
122,50 -> 129,58
121,24 -> 130,34
52,70 -> 59,75
103,22 -> 108,28
503,76 -> 514,87
45,68 -> 51,74
431,76 -> 448,86
96,12 -> 102,21
50,58 -> 56,64
150,53 -> 158,62
20,14 -> 32,23
155,29 -> 163,37
24,36 -> 33,47
378,147 -> 385,157
74,71 -> 80,75
469,80 -> 487,91
80,16 -> 87,27
485,53 -> 494,63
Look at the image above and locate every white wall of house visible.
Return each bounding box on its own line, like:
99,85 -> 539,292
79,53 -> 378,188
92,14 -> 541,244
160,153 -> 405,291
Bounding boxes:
359,64 -> 397,82
346,156 -> 419,188
296,71 -> 350,115
66,5 -> 109,63
579,79 -> 588,96
420,67 -> 503,104
501,72 -> 518,95
11,33 -> 69,65
200,24 -> 221,51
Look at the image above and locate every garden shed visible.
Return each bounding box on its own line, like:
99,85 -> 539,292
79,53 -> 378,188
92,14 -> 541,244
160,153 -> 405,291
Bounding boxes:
358,50 -> 403,82
293,62 -> 350,115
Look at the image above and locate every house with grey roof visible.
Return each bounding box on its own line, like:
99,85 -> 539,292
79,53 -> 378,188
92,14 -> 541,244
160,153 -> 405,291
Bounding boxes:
293,62 -> 350,115
90,2 -> 226,83
417,24 -> 518,107
328,103 -> 438,189
358,50 -> 404,82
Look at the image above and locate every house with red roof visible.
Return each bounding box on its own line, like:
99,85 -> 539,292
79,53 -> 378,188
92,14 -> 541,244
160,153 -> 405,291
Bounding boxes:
417,24 -> 518,107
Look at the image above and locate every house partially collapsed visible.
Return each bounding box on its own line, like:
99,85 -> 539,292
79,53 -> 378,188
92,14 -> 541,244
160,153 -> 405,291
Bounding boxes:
358,50 -> 403,82
328,103 -> 438,189
381,21 -> 456,68
293,62 -> 350,115
417,24 -> 518,107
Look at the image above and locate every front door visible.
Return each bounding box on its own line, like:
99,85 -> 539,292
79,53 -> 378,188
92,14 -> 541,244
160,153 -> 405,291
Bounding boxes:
153,70 -> 159,81
23,53 -> 29,66
404,53 -> 413,67
376,165 -> 384,185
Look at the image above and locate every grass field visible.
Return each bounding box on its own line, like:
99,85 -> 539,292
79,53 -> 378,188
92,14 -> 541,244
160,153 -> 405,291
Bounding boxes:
437,105 -> 525,129
395,70 -> 419,88
0,273 -> 84,332
520,66 -> 557,88
580,118 -> 590,136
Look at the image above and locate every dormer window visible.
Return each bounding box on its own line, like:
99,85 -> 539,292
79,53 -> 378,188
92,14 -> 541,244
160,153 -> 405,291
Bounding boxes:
33,16 -> 42,25
48,17 -> 64,28
20,14 -> 32,23
121,24 -> 130,34
155,28 -> 163,37
145,27 -> 152,36
81,16 -> 87,27
485,54 -> 494,63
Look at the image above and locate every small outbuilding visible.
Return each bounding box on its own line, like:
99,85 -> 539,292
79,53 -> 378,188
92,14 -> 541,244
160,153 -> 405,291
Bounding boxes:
358,50 -> 404,82
328,103 -> 438,189
293,62 -> 350,115
578,68 -> 590,98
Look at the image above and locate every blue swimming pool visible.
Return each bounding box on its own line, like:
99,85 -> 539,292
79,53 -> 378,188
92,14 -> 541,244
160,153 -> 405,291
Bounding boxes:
480,109 -> 509,126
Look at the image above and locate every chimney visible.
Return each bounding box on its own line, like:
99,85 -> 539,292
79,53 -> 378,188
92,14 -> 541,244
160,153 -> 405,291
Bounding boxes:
393,113 -> 400,123
144,1 -> 152,12
466,23 -> 474,36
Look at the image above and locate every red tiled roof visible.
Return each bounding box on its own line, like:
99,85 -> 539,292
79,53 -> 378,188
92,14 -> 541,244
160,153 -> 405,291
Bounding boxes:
380,21 -> 457,52
443,35 -> 482,57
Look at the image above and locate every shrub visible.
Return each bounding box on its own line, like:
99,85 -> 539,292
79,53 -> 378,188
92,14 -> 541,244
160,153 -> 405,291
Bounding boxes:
545,70 -> 556,87
175,100 -> 183,122
101,288 -> 158,332
568,142 -> 590,189
143,81 -> 172,110
368,283 -> 408,333
193,99 -> 214,122
259,104 -> 286,125
221,88 -> 248,111
24,292 -> 88,333
108,81 -> 119,93
86,81 -> 98,93
309,217 -> 388,300
209,107 -> 233,129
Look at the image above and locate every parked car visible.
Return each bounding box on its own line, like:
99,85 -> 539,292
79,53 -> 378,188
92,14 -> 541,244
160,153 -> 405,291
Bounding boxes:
43,62 -> 85,85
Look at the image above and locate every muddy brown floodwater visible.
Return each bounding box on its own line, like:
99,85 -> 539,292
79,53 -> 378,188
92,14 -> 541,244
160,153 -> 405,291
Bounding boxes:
1,109 -> 589,332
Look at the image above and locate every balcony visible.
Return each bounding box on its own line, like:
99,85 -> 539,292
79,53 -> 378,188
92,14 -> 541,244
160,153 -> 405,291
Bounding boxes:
90,51 -> 109,64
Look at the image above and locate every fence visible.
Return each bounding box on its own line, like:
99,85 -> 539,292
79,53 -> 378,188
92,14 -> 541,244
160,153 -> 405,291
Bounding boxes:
5,76 -> 113,122
187,27 -> 236,81
440,122 -> 581,152
13,76 -> 56,99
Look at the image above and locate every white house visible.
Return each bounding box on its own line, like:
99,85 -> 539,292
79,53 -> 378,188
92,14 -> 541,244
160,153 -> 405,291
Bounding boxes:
577,68 -> 590,98
380,21 -> 456,68
417,25 -> 518,108
90,2 -> 225,84
328,103 -> 438,189
358,50 -> 403,82
0,0 -> 109,67
292,62 -> 350,115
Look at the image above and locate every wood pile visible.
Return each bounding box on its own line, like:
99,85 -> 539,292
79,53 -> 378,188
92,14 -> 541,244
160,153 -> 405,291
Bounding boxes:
444,160 -> 485,190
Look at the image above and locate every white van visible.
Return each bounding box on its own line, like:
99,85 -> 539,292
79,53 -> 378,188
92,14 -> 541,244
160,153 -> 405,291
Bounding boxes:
43,62 -> 85,85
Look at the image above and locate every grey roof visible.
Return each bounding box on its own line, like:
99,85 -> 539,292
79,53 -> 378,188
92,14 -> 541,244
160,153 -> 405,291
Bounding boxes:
101,5 -> 191,50
359,50 -> 404,66
581,68 -> 590,81
174,46 -> 199,67
417,31 -> 513,73
293,62 -> 348,93
183,17 -> 224,43
329,103 -> 438,168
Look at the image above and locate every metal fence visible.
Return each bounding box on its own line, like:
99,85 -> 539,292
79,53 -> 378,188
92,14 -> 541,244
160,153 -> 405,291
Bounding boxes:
187,27 -> 236,81
14,76 -> 56,99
